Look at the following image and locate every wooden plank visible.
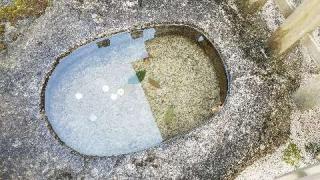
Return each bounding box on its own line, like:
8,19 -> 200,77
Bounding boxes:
274,0 -> 294,18
274,0 -> 320,64
269,0 -> 320,55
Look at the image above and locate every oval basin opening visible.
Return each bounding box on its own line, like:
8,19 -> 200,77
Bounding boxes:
44,24 -> 228,156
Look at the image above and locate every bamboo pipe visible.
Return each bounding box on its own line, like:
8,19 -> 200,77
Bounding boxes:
270,0 -> 320,55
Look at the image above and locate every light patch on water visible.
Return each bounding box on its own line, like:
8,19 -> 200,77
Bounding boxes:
117,88 -> 125,96
110,93 -> 118,101
102,85 -> 109,92
75,93 -> 83,100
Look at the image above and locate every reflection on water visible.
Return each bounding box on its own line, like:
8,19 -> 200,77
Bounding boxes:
45,25 -> 227,156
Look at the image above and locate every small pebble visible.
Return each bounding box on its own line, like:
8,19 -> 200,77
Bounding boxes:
198,35 -> 204,42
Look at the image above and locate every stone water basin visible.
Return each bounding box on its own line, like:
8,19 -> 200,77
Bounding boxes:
44,25 -> 228,156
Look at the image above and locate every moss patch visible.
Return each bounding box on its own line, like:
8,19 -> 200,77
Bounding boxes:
283,143 -> 301,166
0,0 -> 49,23
0,24 -> 6,51
0,0 -> 50,51
0,24 -> 4,35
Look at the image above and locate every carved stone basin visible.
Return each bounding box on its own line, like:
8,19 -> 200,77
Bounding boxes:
44,25 -> 227,156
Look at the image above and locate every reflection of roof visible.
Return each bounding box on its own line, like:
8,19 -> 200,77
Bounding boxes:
45,28 -> 162,156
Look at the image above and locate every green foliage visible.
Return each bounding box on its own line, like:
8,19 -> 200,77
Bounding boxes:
0,0 -> 49,23
283,143 -> 301,166
0,24 -> 6,51
0,24 -> 4,35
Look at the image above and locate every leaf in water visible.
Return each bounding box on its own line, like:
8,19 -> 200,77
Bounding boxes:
148,78 -> 160,88
128,70 -> 146,84
131,30 -> 143,39
136,70 -> 146,82
164,105 -> 176,126
96,39 -> 110,48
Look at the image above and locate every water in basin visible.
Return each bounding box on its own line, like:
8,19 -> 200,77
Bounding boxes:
44,25 -> 227,156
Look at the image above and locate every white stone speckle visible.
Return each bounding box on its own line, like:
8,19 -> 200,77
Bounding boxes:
91,14 -> 97,19
12,139 -> 22,148
91,168 -> 99,177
